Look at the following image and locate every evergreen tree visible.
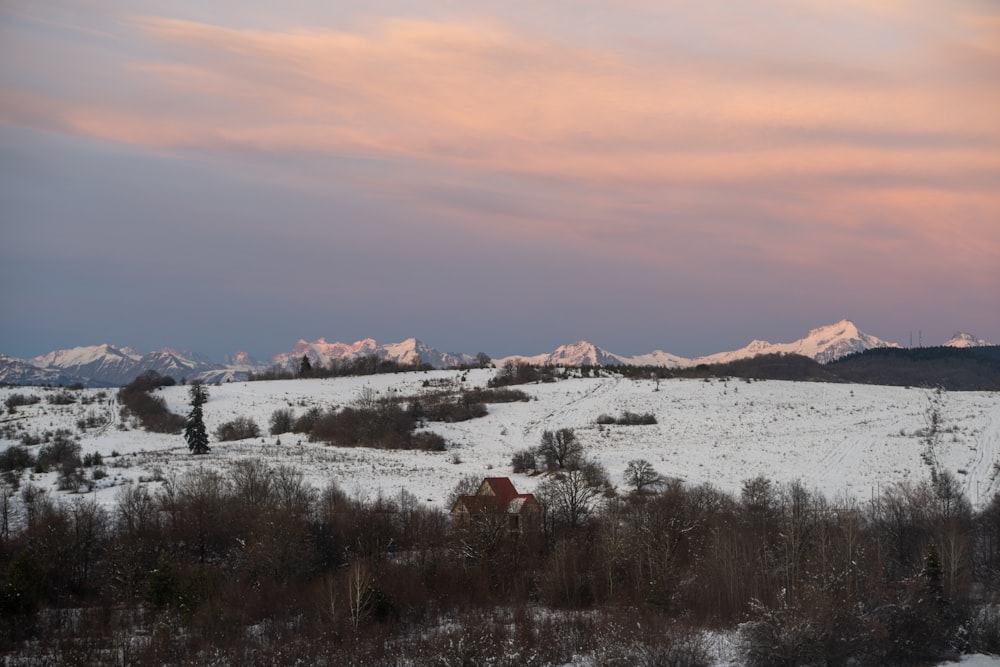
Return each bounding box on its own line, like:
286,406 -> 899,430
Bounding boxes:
184,382 -> 210,455
299,355 -> 313,378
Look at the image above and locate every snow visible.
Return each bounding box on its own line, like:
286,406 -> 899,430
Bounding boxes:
3,371 -> 998,514
942,656 -> 1000,666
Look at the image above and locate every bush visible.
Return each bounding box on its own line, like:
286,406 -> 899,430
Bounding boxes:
488,360 -> 546,387
511,449 -> 537,473
0,446 -> 35,472
597,411 -> 657,425
46,391 -> 76,405
36,431 -> 81,473
423,399 -> 487,423
463,387 -> 531,404
410,432 -> 447,451
4,393 -> 40,413
293,407 -> 322,434
82,452 -> 104,467
117,372 -> 185,434
269,408 -> 295,435
215,416 -> 261,442
76,410 -> 108,430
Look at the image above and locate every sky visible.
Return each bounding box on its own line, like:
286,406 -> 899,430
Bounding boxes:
1,0 -> 998,361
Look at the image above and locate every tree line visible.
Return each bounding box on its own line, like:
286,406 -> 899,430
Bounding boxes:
2,459 -> 1000,665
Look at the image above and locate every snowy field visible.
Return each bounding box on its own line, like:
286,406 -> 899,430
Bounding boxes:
2,369 -> 999,511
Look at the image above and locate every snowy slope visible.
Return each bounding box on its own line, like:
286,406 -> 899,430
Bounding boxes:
3,372 -> 998,515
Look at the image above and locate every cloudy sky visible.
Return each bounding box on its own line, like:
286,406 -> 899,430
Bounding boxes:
1,0 -> 998,361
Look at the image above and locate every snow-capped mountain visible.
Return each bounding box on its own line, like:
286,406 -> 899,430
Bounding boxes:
944,332 -> 993,348
224,351 -> 260,368
0,354 -> 83,387
499,320 -> 901,369
136,349 -> 206,381
272,337 -> 474,370
32,343 -> 141,385
694,319 -> 900,365
500,341 -> 626,367
10,344 -> 235,387
3,321 -> 993,387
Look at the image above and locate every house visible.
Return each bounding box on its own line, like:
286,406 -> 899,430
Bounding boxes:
451,477 -> 540,533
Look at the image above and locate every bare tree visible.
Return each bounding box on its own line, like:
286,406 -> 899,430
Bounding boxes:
539,468 -> 603,530
539,428 -> 583,470
347,559 -> 374,629
624,459 -> 662,493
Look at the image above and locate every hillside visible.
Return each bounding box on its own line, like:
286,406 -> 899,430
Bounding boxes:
3,370 -> 998,511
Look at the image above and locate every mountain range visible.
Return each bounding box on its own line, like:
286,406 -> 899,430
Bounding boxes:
0,320 -> 993,387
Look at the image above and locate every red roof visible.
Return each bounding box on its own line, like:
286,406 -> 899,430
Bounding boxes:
480,477 -> 518,503
453,477 -> 538,516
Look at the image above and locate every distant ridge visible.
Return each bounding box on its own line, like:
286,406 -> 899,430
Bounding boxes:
0,321 -> 991,386
496,320 -> 901,368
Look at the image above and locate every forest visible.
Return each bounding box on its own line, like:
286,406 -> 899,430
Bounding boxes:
3,458 -> 1000,666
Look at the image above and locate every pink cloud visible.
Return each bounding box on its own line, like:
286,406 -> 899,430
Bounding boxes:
2,7 -> 997,289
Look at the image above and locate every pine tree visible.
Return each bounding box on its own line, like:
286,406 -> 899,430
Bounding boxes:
299,355 -> 313,378
184,382 -> 210,455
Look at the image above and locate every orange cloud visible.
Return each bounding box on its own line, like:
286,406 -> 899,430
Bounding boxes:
3,8 -> 997,285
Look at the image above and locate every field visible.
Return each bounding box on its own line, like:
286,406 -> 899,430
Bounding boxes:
3,369 -> 998,512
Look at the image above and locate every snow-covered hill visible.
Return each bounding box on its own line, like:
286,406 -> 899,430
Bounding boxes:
3,372 -> 998,515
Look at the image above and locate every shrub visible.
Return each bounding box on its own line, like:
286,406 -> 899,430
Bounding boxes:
36,431 -> 81,472
410,432 -> 447,451
293,407 -> 322,434
215,416 -> 261,442
511,449 -> 537,473
463,387 -> 531,403
269,408 -> 295,435
423,399 -> 487,423
0,445 -> 35,472
488,360 -> 545,387
597,411 -> 657,426
76,410 -> 108,430
46,391 -> 76,405
4,393 -> 40,413
117,373 -> 185,434
82,452 -> 104,467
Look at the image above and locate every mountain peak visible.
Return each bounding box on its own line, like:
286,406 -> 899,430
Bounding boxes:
944,332 -> 992,348
693,320 -> 899,366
